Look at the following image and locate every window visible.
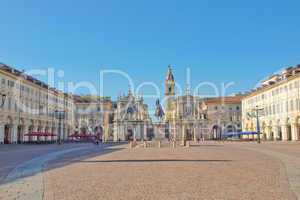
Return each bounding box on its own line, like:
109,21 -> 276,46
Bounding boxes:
290,100 -> 294,111
294,81 -> 299,88
297,99 -> 300,111
8,97 -> 11,110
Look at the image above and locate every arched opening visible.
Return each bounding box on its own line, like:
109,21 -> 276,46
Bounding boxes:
146,127 -> 154,141
28,125 -> 34,142
185,128 -> 193,141
126,129 -> 133,141
80,127 -> 87,135
270,131 -> 274,140
226,125 -> 236,133
4,124 -> 11,144
297,117 -> 300,140
95,126 -> 103,141
51,126 -> 56,141
165,122 -> 170,140
287,124 -> 292,141
212,125 -> 222,140
17,125 -> 23,144
37,126 -> 42,142
277,126 -> 282,140
63,126 -> 67,140
45,127 -> 49,142
261,122 -> 266,140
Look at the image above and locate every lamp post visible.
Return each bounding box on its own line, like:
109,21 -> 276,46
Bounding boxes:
253,106 -> 264,144
54,110 -> 65,145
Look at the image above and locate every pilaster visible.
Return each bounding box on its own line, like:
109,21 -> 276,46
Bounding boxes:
12,125 -> 18,143
0,123 -> 4,144
291,123 -> 299,141
281,125 -> 288,141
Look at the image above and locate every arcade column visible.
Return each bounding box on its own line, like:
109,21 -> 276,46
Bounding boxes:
272,126 -> 279,141
265,126 -> 272,141
12,124 -> 18,144
113,122 -> 119,142
0,123 -> 4,144
291,123 -> 299,141
181,124 -> 186,146
193,126 -> 197,142
23,125 -> 29,142
143,124 -> 147,141
281,125 -> 288,141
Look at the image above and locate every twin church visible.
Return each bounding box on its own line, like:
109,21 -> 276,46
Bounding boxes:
0,64 -> 242,144
111,66 -> 242,142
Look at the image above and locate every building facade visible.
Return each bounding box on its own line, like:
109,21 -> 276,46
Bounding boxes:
113,90 -> 150,141
73,95 -> 113,141
0,63 -> 74,144
0,63 -> 243,144
201,97 -> 242,139
163,66 -> 243,143
242,65 -> 300,141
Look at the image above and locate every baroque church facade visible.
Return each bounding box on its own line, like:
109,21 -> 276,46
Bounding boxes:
161,66 -> 243,143
113,90 -> 151,141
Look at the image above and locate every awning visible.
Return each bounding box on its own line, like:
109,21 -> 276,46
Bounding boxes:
68,134 -> 96,138
25,132 -> 57,137
223,132 -> 258,138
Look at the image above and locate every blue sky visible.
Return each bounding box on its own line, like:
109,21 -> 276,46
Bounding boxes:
1,0 -> 300,104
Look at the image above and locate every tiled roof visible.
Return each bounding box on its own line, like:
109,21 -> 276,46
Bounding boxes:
203,96 -> 243,104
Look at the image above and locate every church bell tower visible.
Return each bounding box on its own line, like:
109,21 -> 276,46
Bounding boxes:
165,65 -> 175,96
165,65 -> 175,122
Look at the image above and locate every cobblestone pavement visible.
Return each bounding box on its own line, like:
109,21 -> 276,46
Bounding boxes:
234,142 -> 300,199
0,143 -> 123,200
41,141 -> 298,200
0,143 -> 100,183
0,142 -> 299,200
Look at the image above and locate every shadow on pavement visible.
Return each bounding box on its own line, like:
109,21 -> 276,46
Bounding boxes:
0,143 -> 126,186
190,145 -> 225,147
78,159 -> 233,163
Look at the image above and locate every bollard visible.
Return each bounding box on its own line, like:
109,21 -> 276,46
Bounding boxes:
158,141 -> 161,148
186,141 -> 190,148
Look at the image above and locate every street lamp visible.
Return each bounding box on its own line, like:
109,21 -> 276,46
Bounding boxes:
0,93 -> 6,108
54,110 -> 66,145
252,106 -> 264,144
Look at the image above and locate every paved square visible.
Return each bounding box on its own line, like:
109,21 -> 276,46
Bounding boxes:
0,142 -> 299,200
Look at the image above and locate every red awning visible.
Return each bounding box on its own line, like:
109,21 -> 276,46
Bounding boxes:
25,132 -> 57,137
68,134 -> 96,138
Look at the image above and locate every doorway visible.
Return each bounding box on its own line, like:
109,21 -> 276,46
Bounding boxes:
4,125 -> 11,144
17,125 -> 23,144
287,125 -> 292,141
